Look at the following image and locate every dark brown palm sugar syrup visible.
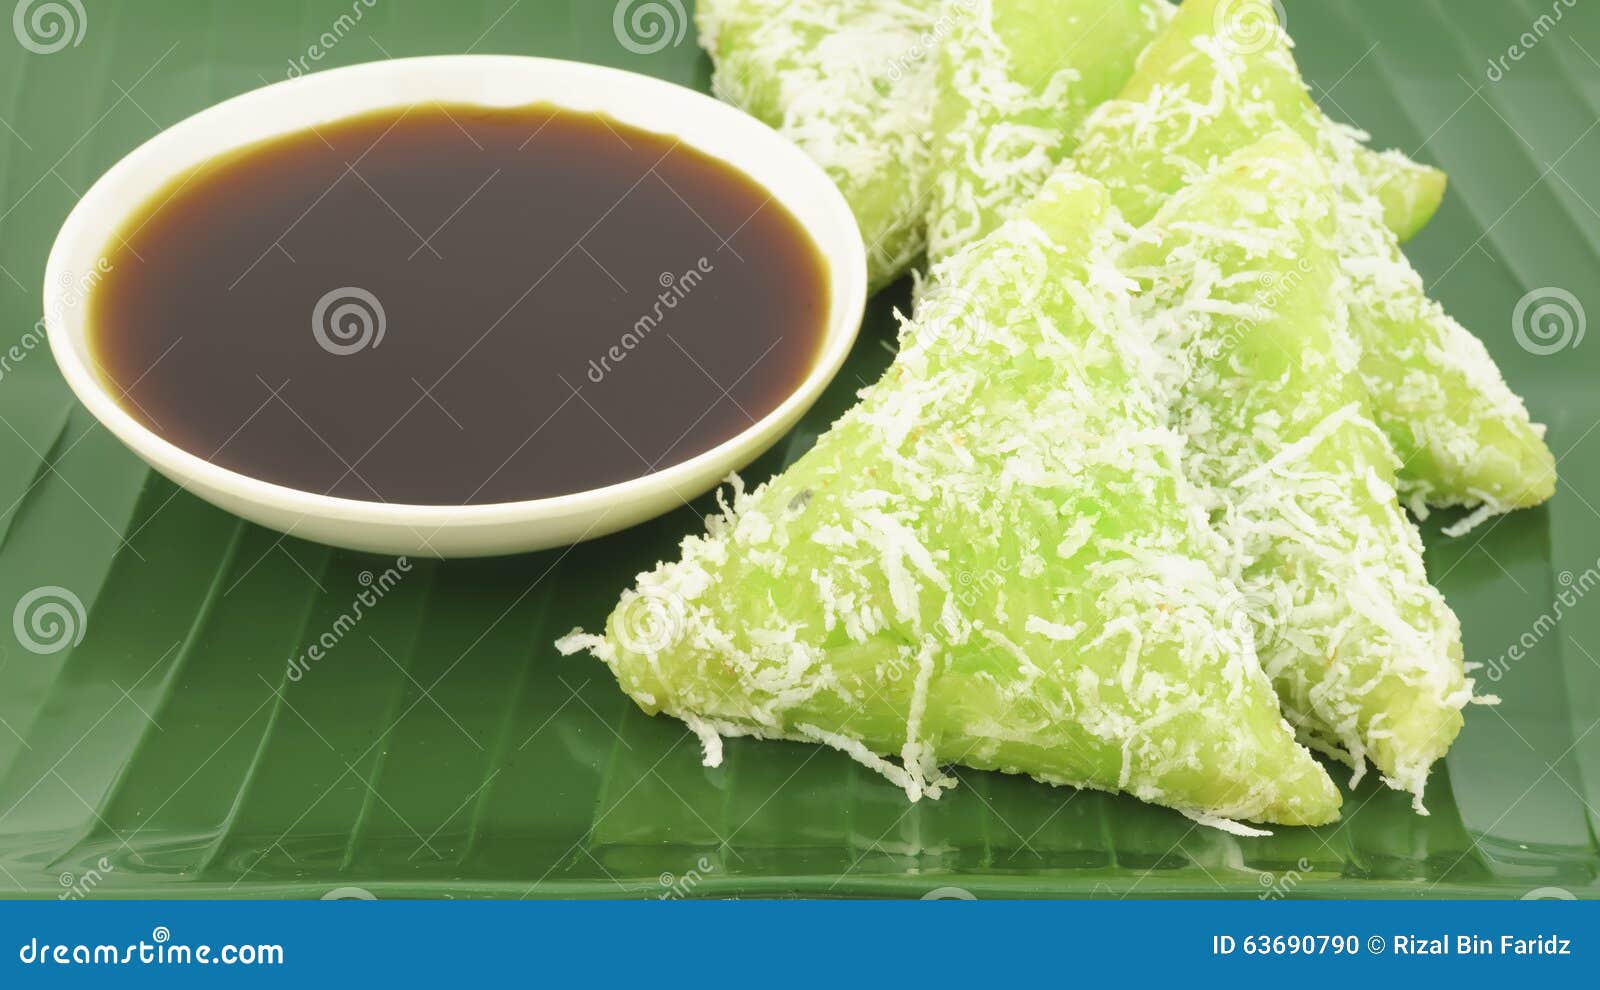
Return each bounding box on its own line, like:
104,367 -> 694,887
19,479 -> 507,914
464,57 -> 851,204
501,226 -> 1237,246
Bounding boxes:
91,103 -> 830,504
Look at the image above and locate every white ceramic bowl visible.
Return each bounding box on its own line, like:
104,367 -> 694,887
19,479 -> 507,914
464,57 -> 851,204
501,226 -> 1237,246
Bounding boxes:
45,55 -> 866,558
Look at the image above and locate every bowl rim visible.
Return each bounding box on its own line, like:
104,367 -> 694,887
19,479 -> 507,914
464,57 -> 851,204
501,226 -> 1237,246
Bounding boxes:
43,54 -> 866,530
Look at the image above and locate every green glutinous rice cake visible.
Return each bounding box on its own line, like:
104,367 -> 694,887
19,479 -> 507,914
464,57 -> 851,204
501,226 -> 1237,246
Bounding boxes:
923,0 -> 1169,266
696,0 -> 945,290
1121,131 -> 1475,808
1073,0 -> 1555,520
562,171 -> 1341,832
696,0 -> 1453,291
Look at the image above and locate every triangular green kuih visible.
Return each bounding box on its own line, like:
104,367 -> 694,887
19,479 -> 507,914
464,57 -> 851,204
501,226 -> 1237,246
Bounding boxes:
1073,0 -> 1555,518
563,170 -> 1341,830
921,0 -> 1447,267
700,0 -> 1160,287
1122,130 -> 1474,805
924,0 -> 1170,265
696,0 -> 943,289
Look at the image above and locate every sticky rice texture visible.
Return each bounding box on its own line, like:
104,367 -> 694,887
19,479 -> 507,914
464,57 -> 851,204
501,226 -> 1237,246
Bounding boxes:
1123,131 -> 1470,805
